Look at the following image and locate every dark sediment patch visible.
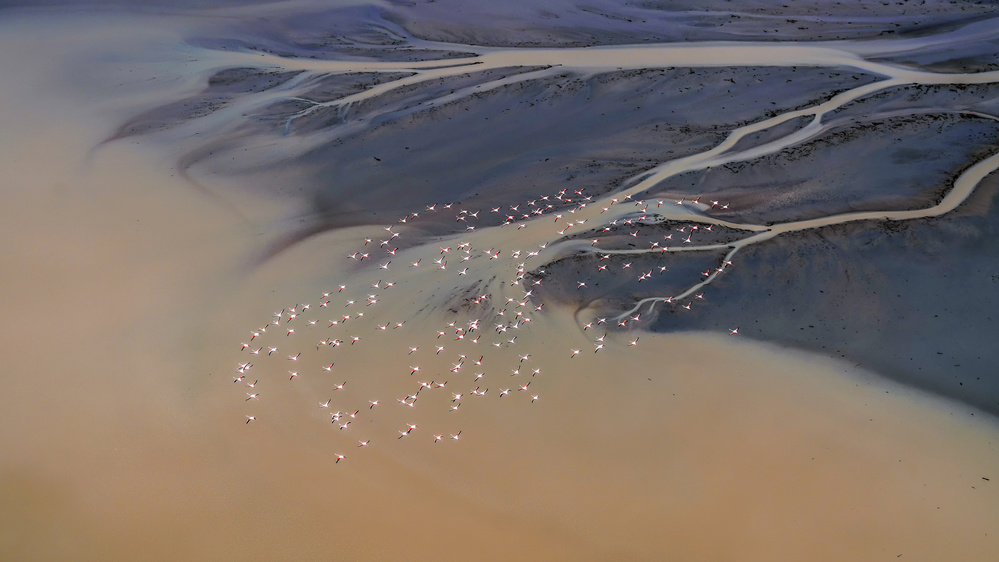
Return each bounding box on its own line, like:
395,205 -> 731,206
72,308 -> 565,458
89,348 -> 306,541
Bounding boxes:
726,115 -> 814,155
647,113 -> 999,225
296,72 -> 417,104
387,0 -> 999,46
285,66 -> 549,135
187,5 -> 478,61
877,37 -> 999,73
829,83 -> 999,122
646,172 -> 999,415
206,67 -> 304,94
106,67 -> 304,141
528,247 -> 725,315
107,93 -> 232,140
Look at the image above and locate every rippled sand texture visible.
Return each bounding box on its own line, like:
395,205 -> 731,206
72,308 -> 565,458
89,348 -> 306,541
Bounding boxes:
2,2 -> 999,560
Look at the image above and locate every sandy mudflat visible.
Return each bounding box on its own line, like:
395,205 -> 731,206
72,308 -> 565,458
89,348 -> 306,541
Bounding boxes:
2,3 -> 999,561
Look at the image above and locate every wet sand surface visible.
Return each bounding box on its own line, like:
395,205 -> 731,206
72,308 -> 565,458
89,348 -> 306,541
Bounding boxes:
3,3 -> 999,560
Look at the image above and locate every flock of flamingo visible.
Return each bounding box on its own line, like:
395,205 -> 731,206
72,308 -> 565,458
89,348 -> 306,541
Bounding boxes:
230,184 -> 740,463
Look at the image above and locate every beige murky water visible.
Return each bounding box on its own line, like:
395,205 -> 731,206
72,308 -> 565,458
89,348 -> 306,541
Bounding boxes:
2,9 -> 998,561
